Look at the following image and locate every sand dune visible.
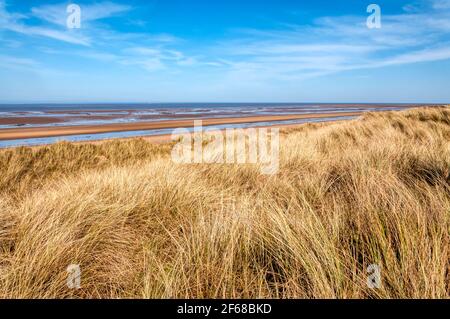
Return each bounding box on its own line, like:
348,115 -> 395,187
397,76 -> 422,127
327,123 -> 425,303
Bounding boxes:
0,107 -> 448,298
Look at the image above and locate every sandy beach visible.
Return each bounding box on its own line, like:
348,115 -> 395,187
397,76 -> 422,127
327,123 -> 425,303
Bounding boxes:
0,112 -> 361,141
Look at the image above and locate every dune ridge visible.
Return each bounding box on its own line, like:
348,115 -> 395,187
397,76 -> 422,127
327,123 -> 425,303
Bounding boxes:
0,106 -> 448,298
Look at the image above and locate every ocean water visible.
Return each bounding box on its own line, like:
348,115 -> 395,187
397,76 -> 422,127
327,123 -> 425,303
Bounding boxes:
0,103 -> 414,128
0,102 -> 420,112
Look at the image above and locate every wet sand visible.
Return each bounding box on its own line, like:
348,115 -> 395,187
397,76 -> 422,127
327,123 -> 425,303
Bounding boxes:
0,112 -> 361,141
0,117 -> 66,125
15,116 -> 352,149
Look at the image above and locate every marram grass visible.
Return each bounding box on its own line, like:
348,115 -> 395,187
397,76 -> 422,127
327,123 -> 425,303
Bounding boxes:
0,107 -> 449,298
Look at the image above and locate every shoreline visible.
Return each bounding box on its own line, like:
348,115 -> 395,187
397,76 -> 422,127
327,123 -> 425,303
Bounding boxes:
0,112 -> 361,141
0,114 -> 357,150
90,117 -> 351,145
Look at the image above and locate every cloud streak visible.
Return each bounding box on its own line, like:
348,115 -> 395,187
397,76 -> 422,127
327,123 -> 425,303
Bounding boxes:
205,0 -> 450,82
0,0 -> 91,45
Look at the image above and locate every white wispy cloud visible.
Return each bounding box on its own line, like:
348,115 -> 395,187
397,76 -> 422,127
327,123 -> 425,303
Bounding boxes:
0,0 -> 187,73
2,0 -> 450,82
119,57 -> 165,72
431,0 -> 450,9
31,45 -> 197,73
0,54 -> 75,77
205,0 -> 450,82
0,54 -> 38,70
0,0 -> 90,45
101,46 -> 199,71
0,1 -> 133,46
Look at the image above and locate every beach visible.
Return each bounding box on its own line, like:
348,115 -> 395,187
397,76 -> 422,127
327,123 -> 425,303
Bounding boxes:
0,112 -> 362,141
0,103 -> 425,147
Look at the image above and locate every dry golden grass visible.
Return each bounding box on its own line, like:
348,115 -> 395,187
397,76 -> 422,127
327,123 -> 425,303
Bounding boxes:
0,106 -> 449,298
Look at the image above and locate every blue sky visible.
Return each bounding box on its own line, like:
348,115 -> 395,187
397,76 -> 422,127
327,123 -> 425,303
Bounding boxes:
0,0 -> 449,103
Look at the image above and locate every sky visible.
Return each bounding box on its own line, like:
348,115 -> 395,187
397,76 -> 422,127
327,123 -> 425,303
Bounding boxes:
0,0 -> 449,103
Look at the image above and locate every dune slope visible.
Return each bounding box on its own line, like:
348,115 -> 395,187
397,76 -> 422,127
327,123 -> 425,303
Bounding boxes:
0,107 -> 449,298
